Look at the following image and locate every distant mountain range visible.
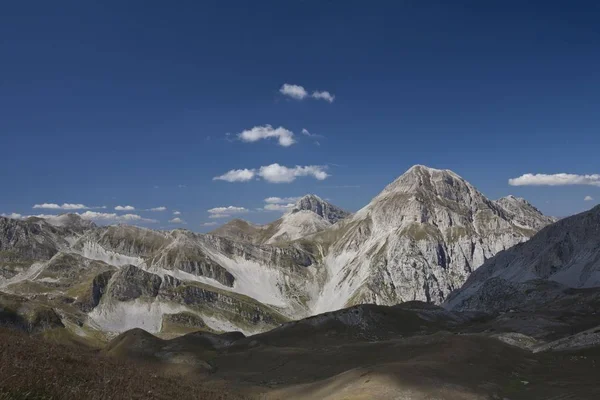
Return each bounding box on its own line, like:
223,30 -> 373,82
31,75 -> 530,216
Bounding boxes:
0,165 -> 558,338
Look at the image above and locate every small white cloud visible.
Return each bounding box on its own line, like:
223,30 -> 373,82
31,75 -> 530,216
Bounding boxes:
280,84 -> 335,103
208,206 -> 248,214
178,184 -> 187,188
215,164 -> 329,184
173,211 -> 181,215
264,196 -> 300,204
33,203 -> 91,210
148,206 -> 167,212
207,206 -> 249,219
279,83 -> 308,100
115,205 -> 135,211
264,203 -> 295,212
258,163 -> 329,183
1,213 -> 23,219
213,168 -> 256,182
509,173 -> 600,187
237,125 -> 296,147
169,217 -> 186,224
78,211 -> 157,224
311,90 -> 335,103
584,196 -> 594,201
201,222 -> 218,227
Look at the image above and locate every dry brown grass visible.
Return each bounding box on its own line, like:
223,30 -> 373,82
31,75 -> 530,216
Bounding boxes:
0,328 -> 246,400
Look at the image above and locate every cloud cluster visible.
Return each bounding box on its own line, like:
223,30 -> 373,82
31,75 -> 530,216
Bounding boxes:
238,125 -> 295,147
169,217 -> 186,224
261,196 -> 300,212
4,211 -> 158,224
201,222 -> 218,227
584,196 -> 594,201
279,83 -> 335,103
208,206 -> 249,219
509,173 -> 600,187
78,211 -> 157,224
33,203 -> 98,210
214,164 -> 329,184
115,205 -> 135,211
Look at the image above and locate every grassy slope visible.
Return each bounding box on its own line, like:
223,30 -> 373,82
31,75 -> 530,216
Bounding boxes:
0,328 -> 245,400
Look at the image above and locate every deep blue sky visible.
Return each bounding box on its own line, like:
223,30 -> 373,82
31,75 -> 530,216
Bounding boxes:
1,0 -> 599,228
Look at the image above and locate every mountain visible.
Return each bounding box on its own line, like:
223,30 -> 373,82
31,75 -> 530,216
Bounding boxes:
0,166 -> 555,340
445,204 -> 600,313
310,165 -> 555,313
291,194 -> 350,224
494,195 -> 557,231
211,194 -> 351,245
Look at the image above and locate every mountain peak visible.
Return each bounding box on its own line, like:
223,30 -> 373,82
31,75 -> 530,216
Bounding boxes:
379,165 -> 473,201
291,194 -> 350,224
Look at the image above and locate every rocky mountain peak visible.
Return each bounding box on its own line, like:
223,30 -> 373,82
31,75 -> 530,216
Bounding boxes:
379,165 -> 480,203
291,194 -> 350,224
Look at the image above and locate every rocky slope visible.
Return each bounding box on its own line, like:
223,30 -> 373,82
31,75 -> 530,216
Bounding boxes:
446,204 -> 600,313
0,165 -> 555,338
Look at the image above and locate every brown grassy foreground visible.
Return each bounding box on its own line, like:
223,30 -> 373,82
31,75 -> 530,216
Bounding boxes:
0,328 -> 244,400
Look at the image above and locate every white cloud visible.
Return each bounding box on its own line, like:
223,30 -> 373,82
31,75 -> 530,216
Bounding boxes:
169,217 -> 186,224
207,206 -> 249,219
311,90 -> 335,103
33,203 -> 91,210
584,196 -> 594,201
237,125 -> 296,147
71,211 -> 157,224
115,205 -> 135,211
279,84 -> 335,103
148,206 -> 167,212
214,164 -> 329,184
1,213 -> 23,219
264,203 -> 295,212
178,184 -> 187,188
509,173 -> 600,187
279,83 -> 308,100
264,196 -> 300,204
208,206 -> 248,214
258,163 -> 329,183
213,168 -> 256,182
201,222 -> 218,227
173,211 -> 181,215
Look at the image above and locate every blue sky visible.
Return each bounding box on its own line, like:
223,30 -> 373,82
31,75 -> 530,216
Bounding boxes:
1,1 -> 599,228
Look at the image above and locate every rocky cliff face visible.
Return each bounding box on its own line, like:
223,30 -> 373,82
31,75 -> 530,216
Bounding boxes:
446,204 -> 600,313
291,194 -> 351,224
310,165 -> 555,313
